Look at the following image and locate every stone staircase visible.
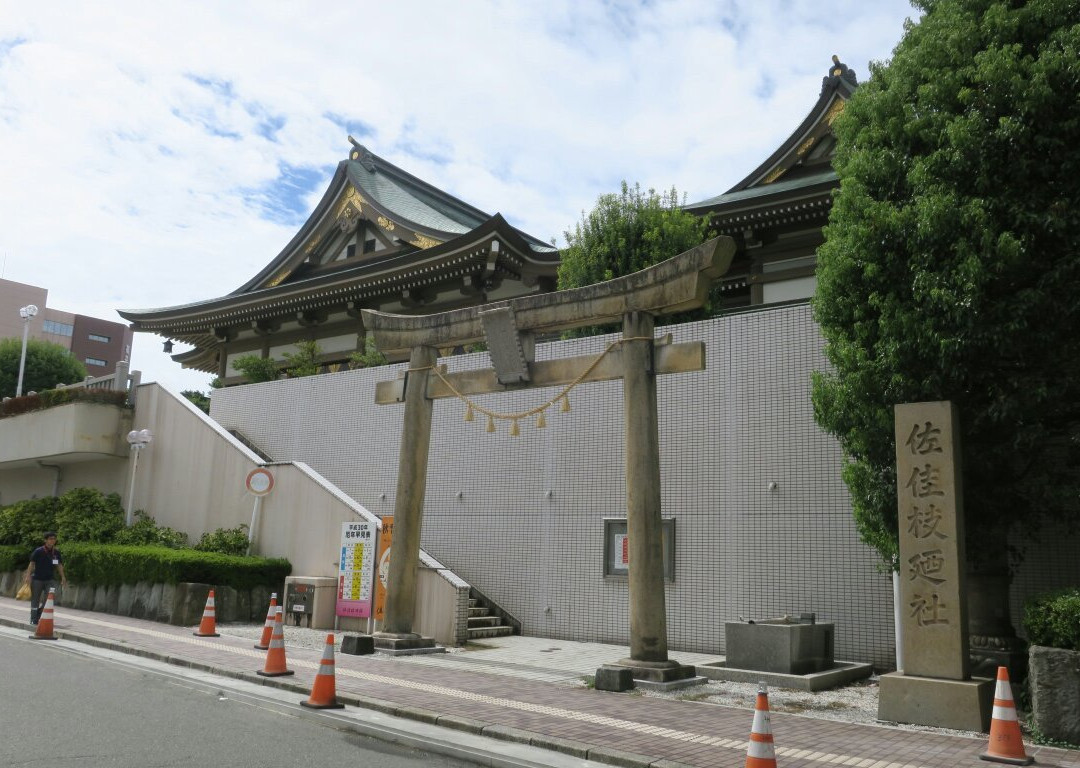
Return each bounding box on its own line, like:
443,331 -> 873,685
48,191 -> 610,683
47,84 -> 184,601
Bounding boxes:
467,595 -> 515,641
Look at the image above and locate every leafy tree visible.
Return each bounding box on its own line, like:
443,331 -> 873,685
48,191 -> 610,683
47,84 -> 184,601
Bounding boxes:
558,182 -> 710,335
181,390 -> 211,413
812,0 -> 1080,568
349,337 -> 387,369
0,338 -> 87,398
283,340 -> 322,377
231,354 -> 280,383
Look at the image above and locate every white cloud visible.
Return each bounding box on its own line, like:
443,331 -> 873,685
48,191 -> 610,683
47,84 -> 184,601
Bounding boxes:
0,0 -> 916,393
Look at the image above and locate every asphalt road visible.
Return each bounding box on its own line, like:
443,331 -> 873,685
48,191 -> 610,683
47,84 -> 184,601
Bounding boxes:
0,634 -> 478,768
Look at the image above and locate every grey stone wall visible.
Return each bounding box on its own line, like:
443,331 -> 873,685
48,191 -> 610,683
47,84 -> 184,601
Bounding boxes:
212,302 -> 905,668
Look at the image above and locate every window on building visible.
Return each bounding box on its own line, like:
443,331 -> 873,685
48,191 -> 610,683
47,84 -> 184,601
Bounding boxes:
85,357 -> 107,367
43,320 -> 74,337
88,333 -> 111,343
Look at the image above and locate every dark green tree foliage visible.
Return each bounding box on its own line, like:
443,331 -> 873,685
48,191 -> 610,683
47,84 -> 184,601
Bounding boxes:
0,338 -> 87,397
813,0 -> 1080,565
283,340 -> 322,377
231,354 -> 280,383
558,182 -> 710,335
0,497 -> 59,546
181,389 -> 211,413
53,488 -> 124,543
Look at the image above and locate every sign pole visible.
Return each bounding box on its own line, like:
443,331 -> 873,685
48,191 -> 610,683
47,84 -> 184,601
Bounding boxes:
244,468 -> 275,556
247,495 -> 263,556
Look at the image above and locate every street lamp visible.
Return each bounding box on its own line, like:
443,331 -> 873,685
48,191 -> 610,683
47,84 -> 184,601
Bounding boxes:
125,428 -> 153,526
15,304 -> 38,397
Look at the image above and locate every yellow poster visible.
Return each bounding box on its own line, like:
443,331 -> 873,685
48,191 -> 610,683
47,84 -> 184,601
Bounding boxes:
372,516 -> 393,622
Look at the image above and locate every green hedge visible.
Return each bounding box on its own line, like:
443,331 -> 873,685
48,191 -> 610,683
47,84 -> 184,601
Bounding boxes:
0,545 -> 28,572
2,543 -> 290,591
1024,588 -> 1080,652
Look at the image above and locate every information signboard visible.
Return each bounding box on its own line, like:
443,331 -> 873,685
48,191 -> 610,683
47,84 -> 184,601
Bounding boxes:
336,520 -> 375,618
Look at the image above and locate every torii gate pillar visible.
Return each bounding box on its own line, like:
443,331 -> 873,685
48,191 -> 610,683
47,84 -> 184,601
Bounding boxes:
375,344 -> 438,649
616,310 -> 686,678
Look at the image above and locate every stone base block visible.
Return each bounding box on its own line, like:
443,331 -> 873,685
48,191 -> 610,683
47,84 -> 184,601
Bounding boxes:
878,671 -> 993,732
594,665 -> 635,692
633,676 -> 708,692
341,634 -> 375,655
372,632 -> 445,656
696,660 -> 873,692
1029,645 -> 1080,745
611,657 -> 697,684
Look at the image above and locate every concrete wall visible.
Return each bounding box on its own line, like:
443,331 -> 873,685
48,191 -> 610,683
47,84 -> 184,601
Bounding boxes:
0,402 -> 131,465
0,459 -> 127,506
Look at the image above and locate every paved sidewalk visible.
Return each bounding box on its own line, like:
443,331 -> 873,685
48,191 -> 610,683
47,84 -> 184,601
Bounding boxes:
1,597 -> 1076,768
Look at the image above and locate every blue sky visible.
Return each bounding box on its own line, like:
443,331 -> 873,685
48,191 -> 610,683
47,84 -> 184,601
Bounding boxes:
0,1 -> 916,393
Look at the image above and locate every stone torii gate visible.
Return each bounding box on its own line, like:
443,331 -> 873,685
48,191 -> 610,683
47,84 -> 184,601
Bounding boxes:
363,236 -> 735,683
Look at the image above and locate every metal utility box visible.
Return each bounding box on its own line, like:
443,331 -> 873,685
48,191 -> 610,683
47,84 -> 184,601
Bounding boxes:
283,576 -> 337,629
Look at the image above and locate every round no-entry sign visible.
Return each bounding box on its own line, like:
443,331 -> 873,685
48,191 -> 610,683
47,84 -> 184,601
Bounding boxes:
245,468 -> 274,496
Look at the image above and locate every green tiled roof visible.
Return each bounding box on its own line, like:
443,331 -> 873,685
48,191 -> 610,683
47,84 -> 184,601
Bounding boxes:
346,161 -> 478,235
686,169 -> 836,211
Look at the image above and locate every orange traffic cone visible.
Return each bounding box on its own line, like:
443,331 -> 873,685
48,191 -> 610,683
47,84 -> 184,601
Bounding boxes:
256,607 -> 294,677
254,593 -> 278,650
980,666 -> 1033,765
29,587 -> 58,641
193,589 -> 220,637
745,682 -> 777,768
301,634 -> 344,710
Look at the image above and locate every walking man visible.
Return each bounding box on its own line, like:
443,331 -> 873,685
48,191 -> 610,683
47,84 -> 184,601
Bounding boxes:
23,531 -> 67,625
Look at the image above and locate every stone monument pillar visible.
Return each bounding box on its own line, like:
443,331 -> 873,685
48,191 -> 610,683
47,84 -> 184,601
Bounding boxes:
878,401 -> 993,731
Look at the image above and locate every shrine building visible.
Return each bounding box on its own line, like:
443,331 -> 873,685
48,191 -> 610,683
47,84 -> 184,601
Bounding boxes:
119,142 -> 559,384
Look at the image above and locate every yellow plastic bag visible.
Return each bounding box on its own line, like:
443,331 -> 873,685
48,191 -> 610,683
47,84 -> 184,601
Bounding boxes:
15,582 -> 31,601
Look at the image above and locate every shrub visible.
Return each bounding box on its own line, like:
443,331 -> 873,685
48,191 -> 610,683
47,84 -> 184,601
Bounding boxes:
194,525 -> 250,556
113,510 -> 188,549
0,545 -> 29,572
54,488 -> 125,543
0,497 -> 59,546
1024,589 -> 1080,652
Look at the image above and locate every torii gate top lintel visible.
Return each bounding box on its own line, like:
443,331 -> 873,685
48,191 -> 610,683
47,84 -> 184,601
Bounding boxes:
360,236 -> 735,357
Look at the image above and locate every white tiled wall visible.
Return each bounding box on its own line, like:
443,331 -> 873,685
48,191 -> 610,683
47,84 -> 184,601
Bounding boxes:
212,303 -> 896,667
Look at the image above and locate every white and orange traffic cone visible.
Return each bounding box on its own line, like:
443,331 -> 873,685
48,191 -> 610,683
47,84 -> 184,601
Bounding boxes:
193,589 -> 220,637
745,682 -> 777,768
301,634 -> 344,710
979,666 -> 1033,765
254,593 -> 277,650
256,607 -> 294,677
29,587 -> 58,641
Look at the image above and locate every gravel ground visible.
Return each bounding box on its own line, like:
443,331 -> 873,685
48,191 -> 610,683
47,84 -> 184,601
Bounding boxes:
217,622 -> 987,740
